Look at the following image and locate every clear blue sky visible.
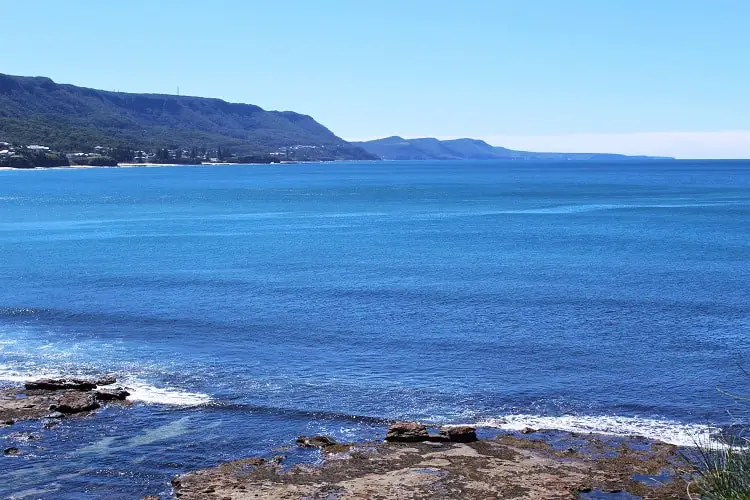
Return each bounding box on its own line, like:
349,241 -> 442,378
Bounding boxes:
3,0 -> 749,158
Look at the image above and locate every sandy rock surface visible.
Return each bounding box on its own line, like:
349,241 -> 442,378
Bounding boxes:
172,431 -> 689,499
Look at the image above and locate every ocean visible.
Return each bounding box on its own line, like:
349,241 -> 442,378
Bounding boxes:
1,160 -> 749,498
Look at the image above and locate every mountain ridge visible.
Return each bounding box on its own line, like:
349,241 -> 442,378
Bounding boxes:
0,73 -> 376,160
354,136 -> 673,161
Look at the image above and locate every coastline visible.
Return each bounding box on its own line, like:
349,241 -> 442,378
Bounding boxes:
171,425 -> 691,499
1,374 -> 702,498
0,161 -> 302,172
2,153 -> 747,497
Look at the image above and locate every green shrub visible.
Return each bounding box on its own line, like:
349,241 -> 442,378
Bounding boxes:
688,435 -> 750,499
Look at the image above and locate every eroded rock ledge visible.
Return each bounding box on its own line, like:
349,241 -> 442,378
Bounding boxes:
0,376 -> 130,425
172,423 -> 689,499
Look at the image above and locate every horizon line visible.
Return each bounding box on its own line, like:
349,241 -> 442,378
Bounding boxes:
347,130 -> 750,160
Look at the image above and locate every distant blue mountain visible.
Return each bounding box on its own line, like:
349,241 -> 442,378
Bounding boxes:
353,136 -> 673,161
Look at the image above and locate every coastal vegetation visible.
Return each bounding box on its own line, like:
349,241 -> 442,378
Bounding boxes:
0,73 -> 377,161
0,149 -> 69,169
689,438 -> 750,499
0,141 -> 307,168
688,384 -> 750,499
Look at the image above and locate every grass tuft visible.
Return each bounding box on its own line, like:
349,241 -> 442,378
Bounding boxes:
687,434 -> 750,499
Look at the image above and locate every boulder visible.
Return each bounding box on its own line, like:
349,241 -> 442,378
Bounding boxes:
94,388 -> 130,401
25,378 -> 96,392
439,425 -> 478,443
95,375 -> 117,386
296,435 -> 338,448
520,427 -> 537,434
50,392 -> 100,414
384,422 -> 429,442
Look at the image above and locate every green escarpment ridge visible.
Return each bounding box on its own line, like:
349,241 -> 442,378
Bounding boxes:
0,73 -> 376,160
354,136 -> 672,161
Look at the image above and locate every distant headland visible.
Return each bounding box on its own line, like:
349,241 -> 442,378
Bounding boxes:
0,72 -> 376,167
0,72 -> 673,169
353,136 -> 674,161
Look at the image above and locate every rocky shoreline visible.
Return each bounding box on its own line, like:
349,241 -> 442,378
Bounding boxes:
0,375 -> 131,454
2,376 -> 694,498
172,422 -> 691,499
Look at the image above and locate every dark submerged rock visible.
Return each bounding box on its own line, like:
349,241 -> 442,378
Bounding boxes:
7,431 -> 40,441
25,378 -> 97,392
296,435 -> 338,448
50,392 -> 100,414
520,427 -> 537,434
3,447 -> 20,456
385,422 -> 430,442
439,425 -> 478,443
94,387 -> 130,401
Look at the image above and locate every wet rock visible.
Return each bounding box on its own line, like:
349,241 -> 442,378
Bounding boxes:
50,392 -> 100,414
439,425 -> 478,443
3,447 -> 20,456
94,387 -> 130,401
1,391 -> 56,421
520,427 -> 537,434
7,431 -> 40,441
2,374 -> 126,423
323,443 -> 353,454
237,458 -> 265,467
171,432 -> 691,499
385,422 -> 430,442
296,435 -> 338,448
25,378 -> 96,392
142,496 -> 160,500
95,375 -> 117,386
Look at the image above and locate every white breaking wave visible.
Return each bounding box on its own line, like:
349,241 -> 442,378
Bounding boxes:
478,414 -> 719,447
121,380 -> 211,406
0,365 -> 63,382
0,366 -> 210,406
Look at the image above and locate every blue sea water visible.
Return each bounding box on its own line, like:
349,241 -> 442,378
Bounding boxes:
0,160 -> 749,498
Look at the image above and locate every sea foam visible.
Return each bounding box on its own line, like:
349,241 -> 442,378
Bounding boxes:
122,380 -> 211,406
0,364 -> 62,383
478,414 -> 719,447
0,366 -> 210,406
